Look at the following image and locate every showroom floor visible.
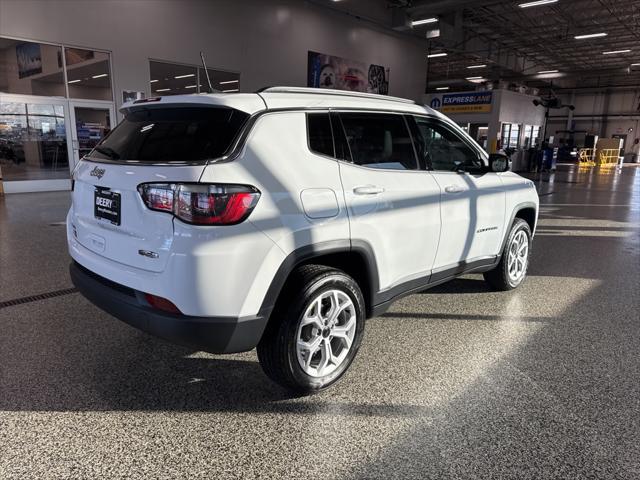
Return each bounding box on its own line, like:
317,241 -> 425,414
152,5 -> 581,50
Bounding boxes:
1,165 -> 638,479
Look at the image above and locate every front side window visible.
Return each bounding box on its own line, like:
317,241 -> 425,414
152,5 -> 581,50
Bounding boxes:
88,107 -> 248,162
412,116 -> 484,173
338,112 -> 417,170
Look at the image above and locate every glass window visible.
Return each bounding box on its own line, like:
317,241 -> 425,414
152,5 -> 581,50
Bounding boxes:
338,112 -> 417,170
307,113 -> 334,157
0,101 -> 69,181
501,123 -> 521,149
199,68 -> 240,93
88,107 -> 248,162
149,61 -> 198,97
73,106 -> 112,157
412,116 -> 484,173
65,47 -> 112,101
0,38 -> 65,97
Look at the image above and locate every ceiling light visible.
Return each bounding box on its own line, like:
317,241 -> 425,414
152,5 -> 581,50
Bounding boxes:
631,63 -> 640,66
518,0 -> 558,8
155,88 -> 171,92
174,73 -> 195,79
427,52 -> 447,58
436,87 -> 449,90
602,49 -> 631,55
538,69 -> 559,74
467,64 -> 487,69
150,79 -> 158,83
219,79 -> 239,85
574,32 -> 607,40
185,85 -> 198,89
412,17 -> 438,26
222,88 -> 239,93
465,76 -> 482,80
92,73 -> 108,79
67,79 -> 81,84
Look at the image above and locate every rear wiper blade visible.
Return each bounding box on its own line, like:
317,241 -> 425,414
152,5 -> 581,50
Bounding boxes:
92,146 -> 120,160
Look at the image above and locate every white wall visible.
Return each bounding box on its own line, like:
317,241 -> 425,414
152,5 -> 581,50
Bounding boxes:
0,0 -> 428,112
547,89 -> 640,154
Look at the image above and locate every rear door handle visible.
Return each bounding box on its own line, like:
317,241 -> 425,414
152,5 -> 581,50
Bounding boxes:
353,185 -> 385,195
444,185 -> 465,194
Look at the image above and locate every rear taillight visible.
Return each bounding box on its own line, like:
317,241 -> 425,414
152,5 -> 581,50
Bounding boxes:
138,183 -> 260,226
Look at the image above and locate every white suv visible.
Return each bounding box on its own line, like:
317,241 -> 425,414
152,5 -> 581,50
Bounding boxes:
68,87 -> 538,392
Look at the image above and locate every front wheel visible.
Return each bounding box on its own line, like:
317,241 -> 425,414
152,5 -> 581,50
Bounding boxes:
257,265 -> 366,393
483,218 -> 532,291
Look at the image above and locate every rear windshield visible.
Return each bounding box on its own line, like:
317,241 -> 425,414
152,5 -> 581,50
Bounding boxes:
88,107 -> 249,162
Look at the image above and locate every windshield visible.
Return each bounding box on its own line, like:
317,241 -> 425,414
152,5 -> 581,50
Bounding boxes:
87,107 -> 249,162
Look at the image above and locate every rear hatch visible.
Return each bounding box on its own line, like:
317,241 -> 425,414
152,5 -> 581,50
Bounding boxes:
70,103 -> 250,272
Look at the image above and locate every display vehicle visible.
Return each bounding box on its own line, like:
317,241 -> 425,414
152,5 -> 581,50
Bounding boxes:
68,87 -> 539,391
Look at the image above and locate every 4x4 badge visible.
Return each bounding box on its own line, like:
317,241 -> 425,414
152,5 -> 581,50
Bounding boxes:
90,166 -> 106,179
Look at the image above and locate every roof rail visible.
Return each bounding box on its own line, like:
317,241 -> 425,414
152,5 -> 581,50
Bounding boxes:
257,86 -> 417,105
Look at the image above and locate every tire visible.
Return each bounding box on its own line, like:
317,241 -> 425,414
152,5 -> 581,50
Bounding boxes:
257,264 -> 366,393
483,218 -> 532,291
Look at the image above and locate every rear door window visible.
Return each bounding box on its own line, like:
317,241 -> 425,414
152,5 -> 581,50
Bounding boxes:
88,107 -> 248,162
338,112 -> 418,170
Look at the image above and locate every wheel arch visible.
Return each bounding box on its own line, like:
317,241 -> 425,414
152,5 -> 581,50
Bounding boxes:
499,202 -> 538,255
258,240 -> 379,321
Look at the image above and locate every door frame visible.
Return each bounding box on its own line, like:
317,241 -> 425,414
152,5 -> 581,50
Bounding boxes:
1,94 -> 116,193
68,99 -> 116,169
0,93 -> 74,193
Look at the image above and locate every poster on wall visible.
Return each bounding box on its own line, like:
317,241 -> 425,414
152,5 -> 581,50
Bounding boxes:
16,42 -> 42,79
307,51 -> 389,95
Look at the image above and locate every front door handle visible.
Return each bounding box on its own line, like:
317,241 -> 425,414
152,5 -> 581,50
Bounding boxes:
353,185 -> 385,195
444,185 -> 465,194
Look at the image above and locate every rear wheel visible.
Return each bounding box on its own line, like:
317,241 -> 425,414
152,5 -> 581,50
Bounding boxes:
483,218 -> 532,291
257,265 -> 365,393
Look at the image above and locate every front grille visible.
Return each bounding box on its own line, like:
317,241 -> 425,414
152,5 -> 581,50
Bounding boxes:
74,262 -> 136,298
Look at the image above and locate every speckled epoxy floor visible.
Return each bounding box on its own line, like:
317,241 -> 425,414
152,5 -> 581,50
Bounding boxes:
1,166 -> 639,479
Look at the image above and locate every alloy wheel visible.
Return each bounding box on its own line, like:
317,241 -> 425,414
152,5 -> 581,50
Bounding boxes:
295,289 -> 357,378
508,230 -> 529,283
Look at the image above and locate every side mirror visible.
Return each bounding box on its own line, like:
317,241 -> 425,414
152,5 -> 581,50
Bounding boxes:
489,153 -> 510,172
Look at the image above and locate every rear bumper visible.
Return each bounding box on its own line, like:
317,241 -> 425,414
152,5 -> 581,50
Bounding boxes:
70,261 -> 267,353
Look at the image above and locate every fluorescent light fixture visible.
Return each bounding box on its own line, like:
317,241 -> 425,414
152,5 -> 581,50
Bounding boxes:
436,87 -> 449,91
574,32 -> 607,40
174,73 -> 195,79
467,64 -> 487,69
602,49 -> 631,55
538,69 -> 559,74
427,52 -> 447,58
155,88 -> 171,92
150,79 -> 158,83
67,79 -> 81,84
465,76 -> 482,80
412,17 -> 438,26
518,0 -> 558,8
185,85 -> 198,89
222,88 -> 239,93
631,63 -> 640,66
92,73 -> 108,79
219,79 -> 239,85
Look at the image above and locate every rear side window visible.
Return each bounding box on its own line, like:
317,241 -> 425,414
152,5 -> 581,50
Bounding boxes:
339,112 -> 417,170
88,107 -> 248,162
307,113 -> 334,157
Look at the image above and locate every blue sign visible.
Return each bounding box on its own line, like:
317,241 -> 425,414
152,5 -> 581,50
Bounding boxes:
440,91 -> 492,113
